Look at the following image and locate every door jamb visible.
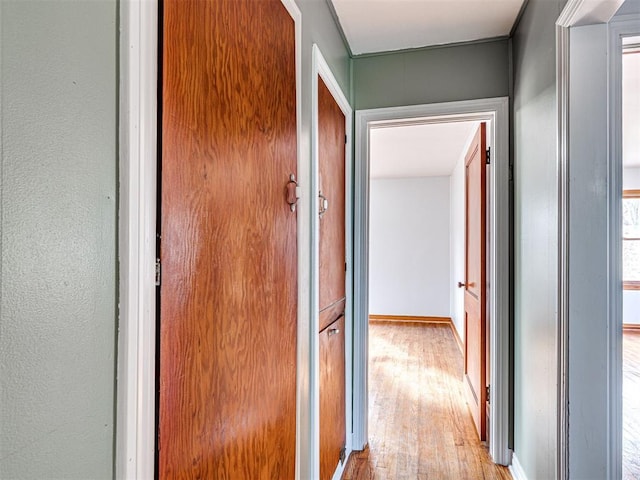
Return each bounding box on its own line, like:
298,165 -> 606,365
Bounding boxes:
311,44 -> 354,480
555,2 -> 631,478
608,15 -> 640,480
115,1 -> 303,478
116,1 -> 158,477
353,97 -> 511,465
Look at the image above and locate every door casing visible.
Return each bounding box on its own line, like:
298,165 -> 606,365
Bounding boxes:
608,17 -> 640,480
555,2 -> 634,478
353,97 -> 511,466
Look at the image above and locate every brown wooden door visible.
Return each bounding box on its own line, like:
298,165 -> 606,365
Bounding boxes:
159,0 -> 298,477
318,77 -> 346,327
463,123 -> 487,441
319,315 -> 346,480
317,75 -> 346,479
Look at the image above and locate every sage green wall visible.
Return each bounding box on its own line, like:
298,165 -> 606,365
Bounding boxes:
299,0 -> 350,102
351,39 -> 510,110
511,0 -> 566,477
0,1 -> 118,479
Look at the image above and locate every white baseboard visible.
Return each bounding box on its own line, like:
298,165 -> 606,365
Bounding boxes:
509,453 -> 528,480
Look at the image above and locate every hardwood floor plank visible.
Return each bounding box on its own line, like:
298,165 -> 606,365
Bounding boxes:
343,323 -> 511,480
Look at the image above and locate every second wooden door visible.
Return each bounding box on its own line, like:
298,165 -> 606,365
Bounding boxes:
463,123 -> 488,441
317,75 -> 347,480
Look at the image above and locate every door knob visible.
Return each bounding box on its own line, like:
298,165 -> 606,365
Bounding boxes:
328,328 -> 340,337
458,281 -> 466,288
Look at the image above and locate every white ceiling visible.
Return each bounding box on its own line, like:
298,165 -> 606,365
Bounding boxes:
330,0 -> 526,55
624,45 -> 640,168
370,121 -> 480,179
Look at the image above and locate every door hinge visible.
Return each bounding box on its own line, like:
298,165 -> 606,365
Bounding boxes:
485,147 -> 491,165
339,445 -> 346,464
345,134 -> 348,145
486,384 -> 490,404
155,258 -> 161,286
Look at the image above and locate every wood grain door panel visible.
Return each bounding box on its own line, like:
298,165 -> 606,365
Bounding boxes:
318,77 -> 346,313
319,315 -> 346,480
463,123 -> 487,441
317,74 -> 347,479
159,0 -> 298,477
319,298 -> 346,334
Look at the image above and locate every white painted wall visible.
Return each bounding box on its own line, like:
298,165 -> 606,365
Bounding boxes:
450,154 -> 466,340
624,166 -> 640,189
624,166 -> 640,324
623,293 -> 640,323
369,176 -> 450,317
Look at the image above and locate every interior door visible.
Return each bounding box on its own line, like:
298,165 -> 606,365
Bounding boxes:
317,76 -> 346,479
463,122 -> 488,441
319,315 -> 346,480
318,77 -> 346,324
158,0 -> 298,477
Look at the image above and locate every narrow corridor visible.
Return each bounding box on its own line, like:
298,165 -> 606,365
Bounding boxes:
343,322 -> 511,479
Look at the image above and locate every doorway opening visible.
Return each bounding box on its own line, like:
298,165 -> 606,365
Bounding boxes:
622,35 -> 640,479
362,119 -> 509,477
352,98 -> 511,469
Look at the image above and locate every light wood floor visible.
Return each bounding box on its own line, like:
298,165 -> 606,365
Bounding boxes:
342,322 -> 511,480
624,330 -> 640,480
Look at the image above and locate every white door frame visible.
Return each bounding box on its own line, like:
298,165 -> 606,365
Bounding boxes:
353,97 -> 511,466
311,44 -> 354,480
115,1 -> 158,477
608,13 -> 640,478
555,2 -> 633,478
115,1 -> 303,478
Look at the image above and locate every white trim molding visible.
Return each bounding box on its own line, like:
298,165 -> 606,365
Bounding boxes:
353,97 -> 511,466
555,3 -> 631,479
509,453 -> 529,480
557,0 -> 624,27
554,12 -> 570,480
116,0 -> 158,478
353,109 -> 370,451
608,14 -> 640,480
311,44 -> 354,480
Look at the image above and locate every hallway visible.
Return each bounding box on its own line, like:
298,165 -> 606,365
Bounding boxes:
343,321 -> 511,479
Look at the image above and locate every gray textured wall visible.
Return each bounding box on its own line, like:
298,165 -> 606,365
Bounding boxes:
617,0 -> 640,15
511,0 -> 566,477
299,0 -> 351,102
0,1 -> 117,478
351,39 -> 510,110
